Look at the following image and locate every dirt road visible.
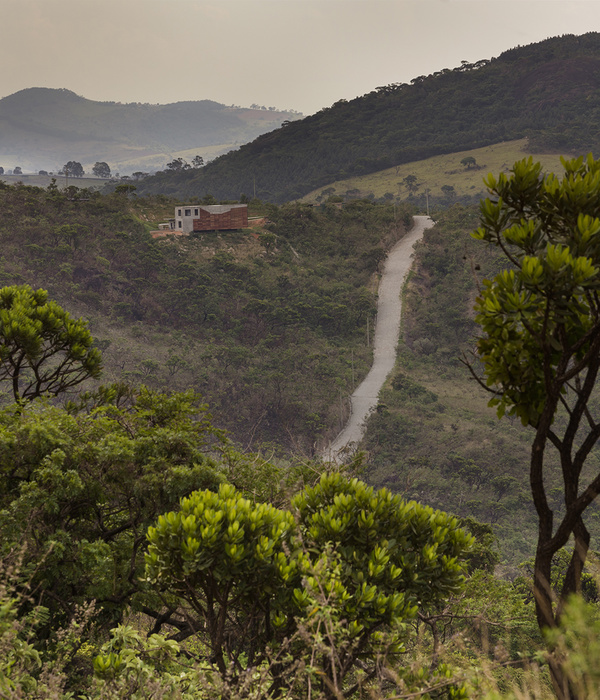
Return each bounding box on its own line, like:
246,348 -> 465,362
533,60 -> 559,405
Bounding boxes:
324,215 -> 433,462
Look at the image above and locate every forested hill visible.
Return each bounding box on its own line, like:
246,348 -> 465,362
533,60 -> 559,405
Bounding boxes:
137,33 -> 600,203
0,88 -> 301,173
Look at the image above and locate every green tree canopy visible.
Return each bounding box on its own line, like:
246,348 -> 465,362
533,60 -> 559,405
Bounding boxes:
0,386 -> 225,638
471,154 -> 600,698
145,473 -> 472,696
0,285 -> 102,401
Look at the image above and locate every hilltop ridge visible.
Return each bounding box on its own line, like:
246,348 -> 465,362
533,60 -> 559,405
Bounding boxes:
0,88 -> 301,174
136,32 -> 600,202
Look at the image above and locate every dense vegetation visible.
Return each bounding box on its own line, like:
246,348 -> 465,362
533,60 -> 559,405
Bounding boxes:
137,33 -> 600,202
0,180 -> 411,452
5,155 -> 600,695
0,382 -> 553,699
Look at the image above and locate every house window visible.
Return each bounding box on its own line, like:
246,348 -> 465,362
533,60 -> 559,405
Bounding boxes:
178,209 -> 182,216
178,221 -> 182,228
185,209 -> 191,216
195,209 -> 199,216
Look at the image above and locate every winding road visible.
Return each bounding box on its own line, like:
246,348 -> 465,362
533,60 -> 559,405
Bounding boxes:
324,215 -> 434,462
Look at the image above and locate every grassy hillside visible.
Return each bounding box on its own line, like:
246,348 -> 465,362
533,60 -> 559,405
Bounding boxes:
0,88 -> 301,174
0,173 -> 111,190
301,139 -> 567,207
135,33 -> 600,203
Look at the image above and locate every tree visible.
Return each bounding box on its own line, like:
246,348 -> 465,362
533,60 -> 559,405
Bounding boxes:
92,161 -> 111,179
0,386 -> 225,642
146,483 -> 296,677
469,155 -> 600,698
114,183 -> 136,197
62,161 -> 84,178
441,184 -> 456,199
13,167 -> 22,175
145,473 -> 472,696
191,155 -> 204,168
0,167 -> 4,175
0,285 -> 102,401
402,174 -> 419,193
166,158 -> 190,172
461,156 -> 477,169
291,474 -> 471,698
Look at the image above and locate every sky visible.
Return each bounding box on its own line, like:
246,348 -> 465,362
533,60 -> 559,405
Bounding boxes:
3,0 -> 600,115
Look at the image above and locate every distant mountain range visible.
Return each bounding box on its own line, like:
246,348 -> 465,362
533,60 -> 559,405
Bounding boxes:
0,88 -> 301,174
135,32 -> 600,203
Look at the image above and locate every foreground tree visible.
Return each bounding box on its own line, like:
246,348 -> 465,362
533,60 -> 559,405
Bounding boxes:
145,473 -> 472,697
470,154 -> 600,698
0,386 -> 226,641
0,285 -> 102,401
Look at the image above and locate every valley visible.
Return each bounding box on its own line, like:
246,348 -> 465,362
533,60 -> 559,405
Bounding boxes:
4,30 -> 600,699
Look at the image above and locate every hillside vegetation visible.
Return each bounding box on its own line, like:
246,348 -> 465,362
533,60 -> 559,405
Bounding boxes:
136,33 -> 600,202
0,180 -> 412,453
360,204 -> 600,569
0,87 -> 301,174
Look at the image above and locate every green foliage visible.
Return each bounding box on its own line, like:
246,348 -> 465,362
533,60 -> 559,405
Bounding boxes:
0,285 -> 102,401
472,154 -> 600,695
146,483 -> 297,675
0,388 -> 225,639
293,473 -> 471,607
0,583 -> 41,697
0,184 -> 408,451
145,473 -> 472,694
473,155 -> 600,426
91,624 -> 212,699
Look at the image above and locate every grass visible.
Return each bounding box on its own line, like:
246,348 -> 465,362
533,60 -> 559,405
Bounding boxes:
0,174 -> 111,190
301,139 -> 568,202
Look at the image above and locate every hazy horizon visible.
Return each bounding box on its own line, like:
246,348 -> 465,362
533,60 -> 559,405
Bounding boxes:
3,1 -> 600,116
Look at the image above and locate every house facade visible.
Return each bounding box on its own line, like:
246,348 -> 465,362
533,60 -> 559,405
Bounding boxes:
173,204 -> 248,233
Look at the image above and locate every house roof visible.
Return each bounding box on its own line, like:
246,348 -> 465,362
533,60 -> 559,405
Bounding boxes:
179,204 -> 247,214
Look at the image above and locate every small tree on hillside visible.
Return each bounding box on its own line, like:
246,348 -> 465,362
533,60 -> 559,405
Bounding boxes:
469,155 -> 600,699
461,156 -> 477,169
166,158 -> 190,172
402,174 -> 420,193
92,161 -> 111,179
62,161 -> 84,178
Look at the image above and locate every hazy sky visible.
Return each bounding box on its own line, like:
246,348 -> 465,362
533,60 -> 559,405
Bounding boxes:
3,0 -> 600,115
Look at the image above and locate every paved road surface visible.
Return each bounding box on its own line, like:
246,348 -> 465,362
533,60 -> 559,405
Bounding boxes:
324,215 -> 434,462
